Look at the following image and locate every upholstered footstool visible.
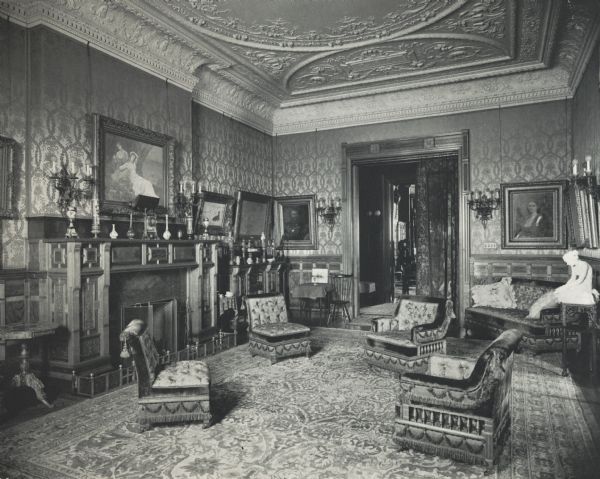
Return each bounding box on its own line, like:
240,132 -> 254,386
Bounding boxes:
249,322 -> 311,364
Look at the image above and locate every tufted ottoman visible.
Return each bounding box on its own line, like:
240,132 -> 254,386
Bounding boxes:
246,294 -> 311,364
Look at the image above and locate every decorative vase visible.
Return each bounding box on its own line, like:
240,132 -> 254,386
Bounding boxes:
65,205 -> 78,239
163,213 -> 171,240
202,217 -> 210,236
109,223 -> 119,239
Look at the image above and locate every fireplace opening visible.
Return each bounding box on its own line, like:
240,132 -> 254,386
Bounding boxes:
122,299 -> 178,354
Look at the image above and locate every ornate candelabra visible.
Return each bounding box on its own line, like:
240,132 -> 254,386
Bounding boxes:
467,188 -> 501,229
174,180 -> 201,239
49,161 -> 95,238
316,196 -> 342,233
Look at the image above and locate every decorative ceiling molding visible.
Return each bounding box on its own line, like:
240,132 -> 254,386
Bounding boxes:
272,67 -> 572,135
0,0 -> 598,137
193,68 -> 275,134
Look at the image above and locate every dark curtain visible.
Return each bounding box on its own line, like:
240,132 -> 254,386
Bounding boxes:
415,156 -> 458,304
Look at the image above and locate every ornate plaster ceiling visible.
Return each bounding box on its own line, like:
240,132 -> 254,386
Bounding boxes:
148,0 -> 558,100
1,0 -> 599,134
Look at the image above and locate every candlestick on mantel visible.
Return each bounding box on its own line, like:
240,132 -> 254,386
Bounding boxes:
572,158 -> 579,176
585,155 -> 592,175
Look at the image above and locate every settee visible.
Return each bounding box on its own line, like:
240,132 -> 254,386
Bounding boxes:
464,277 -> 580,352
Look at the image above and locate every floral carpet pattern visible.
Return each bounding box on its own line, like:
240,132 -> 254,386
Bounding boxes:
0,330 -> 598,479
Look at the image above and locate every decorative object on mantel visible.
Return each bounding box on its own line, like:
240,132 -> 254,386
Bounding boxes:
315,196 -> 342,234
49,160 -> 95,238
467,189 -> 501,228
565,156 -> 600,249
163,214 -> 172,240
175,180 -> 202,239
109,223 -> 119,240
126,212 -> 136,239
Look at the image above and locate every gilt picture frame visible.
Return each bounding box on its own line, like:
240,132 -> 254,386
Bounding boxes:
233,190 -> 273,242
195,191 -> 235,236
93,114 -> 175,214
274,195 -> 318,250
501,181 -> 567,249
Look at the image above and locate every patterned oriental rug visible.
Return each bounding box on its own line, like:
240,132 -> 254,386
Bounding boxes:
0,330 -> 599,479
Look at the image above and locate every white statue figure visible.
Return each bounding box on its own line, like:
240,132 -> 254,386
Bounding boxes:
555,250 -> 599,305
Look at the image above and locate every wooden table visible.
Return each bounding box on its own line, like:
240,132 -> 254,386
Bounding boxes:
291,283 -> 333,325
0,322 -> 58,408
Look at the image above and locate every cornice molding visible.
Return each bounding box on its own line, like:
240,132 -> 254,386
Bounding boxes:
272,83 -> 572,135
193,69 -> 275,134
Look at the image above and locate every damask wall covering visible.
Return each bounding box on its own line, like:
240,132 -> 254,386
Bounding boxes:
0,20 -> 28,268
0,26 -> 193,268
192,103 -> 272,198
274,100 -> 572,258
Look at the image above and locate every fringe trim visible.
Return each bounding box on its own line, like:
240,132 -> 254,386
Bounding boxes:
393,435 -> 490,466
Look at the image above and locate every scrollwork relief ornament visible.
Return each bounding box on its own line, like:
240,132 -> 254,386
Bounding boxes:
155,0 -> 467,48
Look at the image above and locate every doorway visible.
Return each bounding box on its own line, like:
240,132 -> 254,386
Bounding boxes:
343,131 -> 470,332
357,156 -> 458,310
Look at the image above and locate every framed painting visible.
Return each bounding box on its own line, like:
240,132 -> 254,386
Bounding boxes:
274,195 -> 318,250
501,181 -> 567,249
233,190 -> 273,242
93,114 -> 174,214
194,191 -> 235,236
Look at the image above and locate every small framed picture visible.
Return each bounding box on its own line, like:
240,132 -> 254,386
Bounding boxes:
274,195 -> 318,250
194,191 -> 235,236
501,181 -> 567,249
233,190 -> 273,242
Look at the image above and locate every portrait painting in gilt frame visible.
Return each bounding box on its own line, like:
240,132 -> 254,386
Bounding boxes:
233,190 -> 273,242
94,114 -> 174,214
274,195 -> 318,250
195,191 -> 235,236
501,181 -> 567,249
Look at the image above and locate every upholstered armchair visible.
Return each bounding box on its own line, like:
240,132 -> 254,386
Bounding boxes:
364,295 -> 454,375
120,320 -> 211,431
246,293 -> 311,364
394,329 -> 522,472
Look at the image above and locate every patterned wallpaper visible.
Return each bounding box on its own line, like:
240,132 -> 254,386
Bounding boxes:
192,104 -> 272,198
274,100 -> 572,258
0,20 -> 28,268
573,45 -> 600,179
1,26 -> 193,268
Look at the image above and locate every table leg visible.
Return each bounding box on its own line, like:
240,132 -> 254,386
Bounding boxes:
591,327 -> 597,377
10,343 -> 53,408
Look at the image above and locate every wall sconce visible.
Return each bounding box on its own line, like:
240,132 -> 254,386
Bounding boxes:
467,188 -> 501,229
316,196 -> 342,233
49,161 -> 95,238
175,179 -> 202,238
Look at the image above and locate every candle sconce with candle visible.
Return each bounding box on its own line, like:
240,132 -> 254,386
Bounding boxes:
570,156 -> 600,198
467,188 -> 501,229
315,196 -> 342,233
174,179 -> 202,239
48,160 -> 95,238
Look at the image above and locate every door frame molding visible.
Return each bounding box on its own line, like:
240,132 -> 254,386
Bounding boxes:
342,131 -> 470,332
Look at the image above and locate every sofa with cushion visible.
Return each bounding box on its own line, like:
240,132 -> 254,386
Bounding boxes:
464,277 -> 580,352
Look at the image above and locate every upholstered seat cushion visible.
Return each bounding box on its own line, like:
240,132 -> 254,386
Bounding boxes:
252,322 -> 310,338
152,360 -> 210,389
365,330 -> 418,356
465,306 -> 561,333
